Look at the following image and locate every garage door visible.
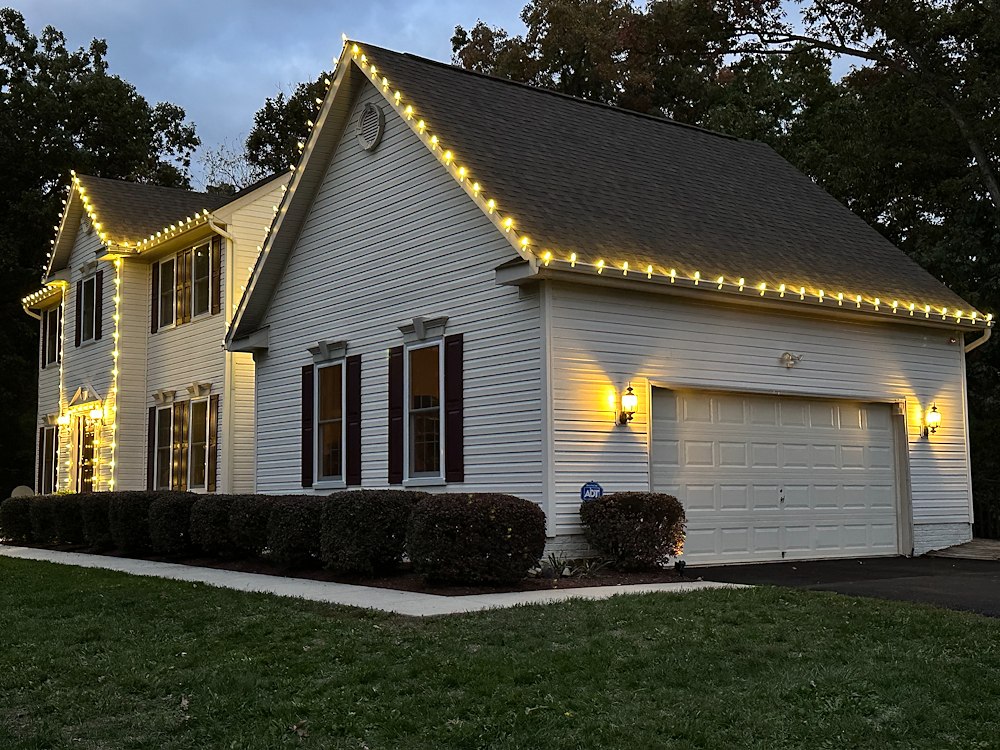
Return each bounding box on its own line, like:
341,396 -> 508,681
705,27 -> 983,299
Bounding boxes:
651,389 -> 899,564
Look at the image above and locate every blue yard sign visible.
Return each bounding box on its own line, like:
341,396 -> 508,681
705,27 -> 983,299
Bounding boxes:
580,481 -> 604,502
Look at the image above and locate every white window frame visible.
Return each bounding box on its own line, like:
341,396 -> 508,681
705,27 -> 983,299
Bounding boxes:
403,340 -> 445,483
314,360 -> 346,487
41,425 -> 58,495
190,242 -> 212,319
153,405 -> 173,491
187,397 -> 210,491
80,274 -> 97,344
157,257 -> 177,330
43,307 -> 60,366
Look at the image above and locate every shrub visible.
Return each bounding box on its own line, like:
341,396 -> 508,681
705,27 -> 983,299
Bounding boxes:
108,491 -> 155,553
80,493 -> 113,550
407,493 -> 546,584
29,495 -> 58,544
149,493 -> 198,556
321,490 -> 427,575
0,496 -> 33,543
267,495 -> 322,567
52,494 -> 86,545
190,494 -> 235,557
229,495 -> 273,558
579,492 -> 686,570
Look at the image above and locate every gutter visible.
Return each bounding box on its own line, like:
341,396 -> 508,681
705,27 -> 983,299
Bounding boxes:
208,218 -> 238,494
22,304 -> 41,321
965,327 -> 992,353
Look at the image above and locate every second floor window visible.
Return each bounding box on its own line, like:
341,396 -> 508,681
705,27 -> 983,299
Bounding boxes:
159,258 -> 176,328
41,306 -> 60,368
80,275 -> 97,342
192,243 -> 211,317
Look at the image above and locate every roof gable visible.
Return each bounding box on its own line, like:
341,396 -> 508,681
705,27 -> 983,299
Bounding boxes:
229,40 -> 989,339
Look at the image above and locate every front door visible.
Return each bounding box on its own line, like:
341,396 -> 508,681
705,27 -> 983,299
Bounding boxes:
76,417 -> 95,492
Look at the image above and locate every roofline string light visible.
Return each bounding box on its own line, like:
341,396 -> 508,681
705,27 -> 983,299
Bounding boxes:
340,43 -> 991,328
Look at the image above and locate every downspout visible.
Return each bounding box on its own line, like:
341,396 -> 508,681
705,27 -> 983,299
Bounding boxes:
208,218 -> 237,494
965,327 -> 992,354
22,305 -> 42,321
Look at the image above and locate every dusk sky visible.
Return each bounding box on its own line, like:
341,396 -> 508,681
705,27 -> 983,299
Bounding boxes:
19,1 -> 529,188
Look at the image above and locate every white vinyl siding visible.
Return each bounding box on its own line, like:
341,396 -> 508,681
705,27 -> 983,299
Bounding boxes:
254,80 -> 543,500
546,281 -> 972,555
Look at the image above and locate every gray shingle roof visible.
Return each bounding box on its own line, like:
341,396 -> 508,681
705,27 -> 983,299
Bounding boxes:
362,44 -> 971,312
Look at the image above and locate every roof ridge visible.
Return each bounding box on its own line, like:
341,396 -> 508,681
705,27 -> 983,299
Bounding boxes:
359,44 -> 744,143
75,173 -> 219,199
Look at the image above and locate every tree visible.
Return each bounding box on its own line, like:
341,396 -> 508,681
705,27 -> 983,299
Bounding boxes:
244,74 -> 329,178
0,9 -> 200,497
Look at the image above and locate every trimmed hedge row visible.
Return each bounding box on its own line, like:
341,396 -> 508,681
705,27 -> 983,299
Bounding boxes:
0,490 -> 553,583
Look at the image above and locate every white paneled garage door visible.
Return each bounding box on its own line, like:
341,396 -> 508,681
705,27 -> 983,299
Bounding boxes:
651,389 -> 899,564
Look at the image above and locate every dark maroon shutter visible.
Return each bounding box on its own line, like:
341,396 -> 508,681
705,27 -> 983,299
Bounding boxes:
172,401 -> 189,491
36,427 -> 45,493
388,346 -> 404,484
151,264 -> 159,333
74,280 -> 82,347
301,365 -> 314,488
207,394 -> 219,492
40,313 -> 48,369
444,334 -> 464,483
210,236 -> 222,316
346,355 -> 362,486
177,249 -> 192,324
94,270 -> 104,340
147,407 -> 156,490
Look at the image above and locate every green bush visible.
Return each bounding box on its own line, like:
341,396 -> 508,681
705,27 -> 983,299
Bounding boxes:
321,490 -> 427,574
108,491 -> 155,553
579,492 -> 686,570
190,494 -> 235,557
229,495 -> 273,558
267,495 -> 321,567
29,495 -> 58,544
149,493 -> 197,556
52,494 -> 86,545
0,496 -> 33,543
407,493 -> 546,584
80,493 -> 112,550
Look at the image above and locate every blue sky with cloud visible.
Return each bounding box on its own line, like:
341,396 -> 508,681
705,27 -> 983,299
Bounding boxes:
19,1 -> 528,187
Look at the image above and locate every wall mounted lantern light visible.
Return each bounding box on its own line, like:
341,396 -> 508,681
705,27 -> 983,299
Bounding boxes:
922,403 -> 941,438
89,405 -> 105,425
619,384 -> 638,425
56,413 -> 70,426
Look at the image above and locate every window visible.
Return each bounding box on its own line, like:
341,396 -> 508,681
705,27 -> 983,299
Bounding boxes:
42,307 -> 60,367
187,398 -> 210,489
154,406 -> 173,490
192,243 -> 211,317
80,276 -> 97,342
316,362 -> 344,481
40,426 -> 57,495
158,258 -> 176,328
406,343 -> 442,478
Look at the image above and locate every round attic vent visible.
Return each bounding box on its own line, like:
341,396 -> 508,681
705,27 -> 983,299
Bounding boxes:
356,103 -> 385,152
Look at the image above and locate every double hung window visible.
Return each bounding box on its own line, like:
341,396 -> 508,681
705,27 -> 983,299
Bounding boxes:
315,362 -> 345,481
80,276 -> 97,342
406,343 -> 442,478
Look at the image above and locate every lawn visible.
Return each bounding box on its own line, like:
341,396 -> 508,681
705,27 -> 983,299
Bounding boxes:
1,558 -> 999,749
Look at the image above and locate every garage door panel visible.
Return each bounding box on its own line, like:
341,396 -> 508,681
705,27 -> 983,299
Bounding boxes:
652,388 -> 899,564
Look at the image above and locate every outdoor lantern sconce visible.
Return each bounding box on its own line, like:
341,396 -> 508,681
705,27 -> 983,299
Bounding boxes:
89,405 -> 105,425
619,384 -> 638,425
56,413 -> 70,426
922,403 -> 941,438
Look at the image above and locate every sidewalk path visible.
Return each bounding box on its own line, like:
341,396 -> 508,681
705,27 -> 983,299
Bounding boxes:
0,545 -> 742,617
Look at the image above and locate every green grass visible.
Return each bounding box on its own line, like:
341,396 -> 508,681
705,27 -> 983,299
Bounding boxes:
1,558 -> 999,749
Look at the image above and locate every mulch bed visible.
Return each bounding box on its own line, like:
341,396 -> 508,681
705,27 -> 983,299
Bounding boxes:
6,542 -> 689,596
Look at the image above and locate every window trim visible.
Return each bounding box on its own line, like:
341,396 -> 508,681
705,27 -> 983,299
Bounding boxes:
314,360 -> 346,486
403,340 -> 445,481
80,275 -> 97,344
190,241 -> 212,320
153,405 -> 173,491
186,396 -> 210,491
157,257 -> 177,331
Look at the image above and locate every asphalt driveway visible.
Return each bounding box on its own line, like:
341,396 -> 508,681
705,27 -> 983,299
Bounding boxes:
695,556 -> 1000,617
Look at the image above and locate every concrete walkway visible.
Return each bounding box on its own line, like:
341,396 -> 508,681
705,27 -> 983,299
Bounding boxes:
0,546 -> 742,617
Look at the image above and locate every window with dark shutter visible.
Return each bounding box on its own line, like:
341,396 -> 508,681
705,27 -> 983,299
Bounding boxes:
151,264 -> 160,333
346,355 -> 362,485
301,365 -> 314,488
147,406 -> 156,490
176,249 -> 192,325
207,394 -> 219,492
74,280 -> 82,347
172,401 -> 189,490
40,312 -> 48,369
36,427 -> 45,493
210,236 -> 222,316
94,270 -> 103,340
387,346 -> 404,484
444,334 -> 464,482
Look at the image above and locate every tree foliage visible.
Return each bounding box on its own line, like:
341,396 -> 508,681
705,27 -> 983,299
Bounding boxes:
244,73 -> 329,179
0,9 -> 199,496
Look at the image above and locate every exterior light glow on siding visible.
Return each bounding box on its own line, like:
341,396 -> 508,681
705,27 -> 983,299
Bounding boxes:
108,257 -> 123,490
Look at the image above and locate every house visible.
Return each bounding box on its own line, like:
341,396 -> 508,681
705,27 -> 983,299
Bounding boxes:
23,171 -> 288,496
226,40 -> 991,563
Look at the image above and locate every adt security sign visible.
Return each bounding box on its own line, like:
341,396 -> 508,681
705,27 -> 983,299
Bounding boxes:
580,481 -> 604,502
